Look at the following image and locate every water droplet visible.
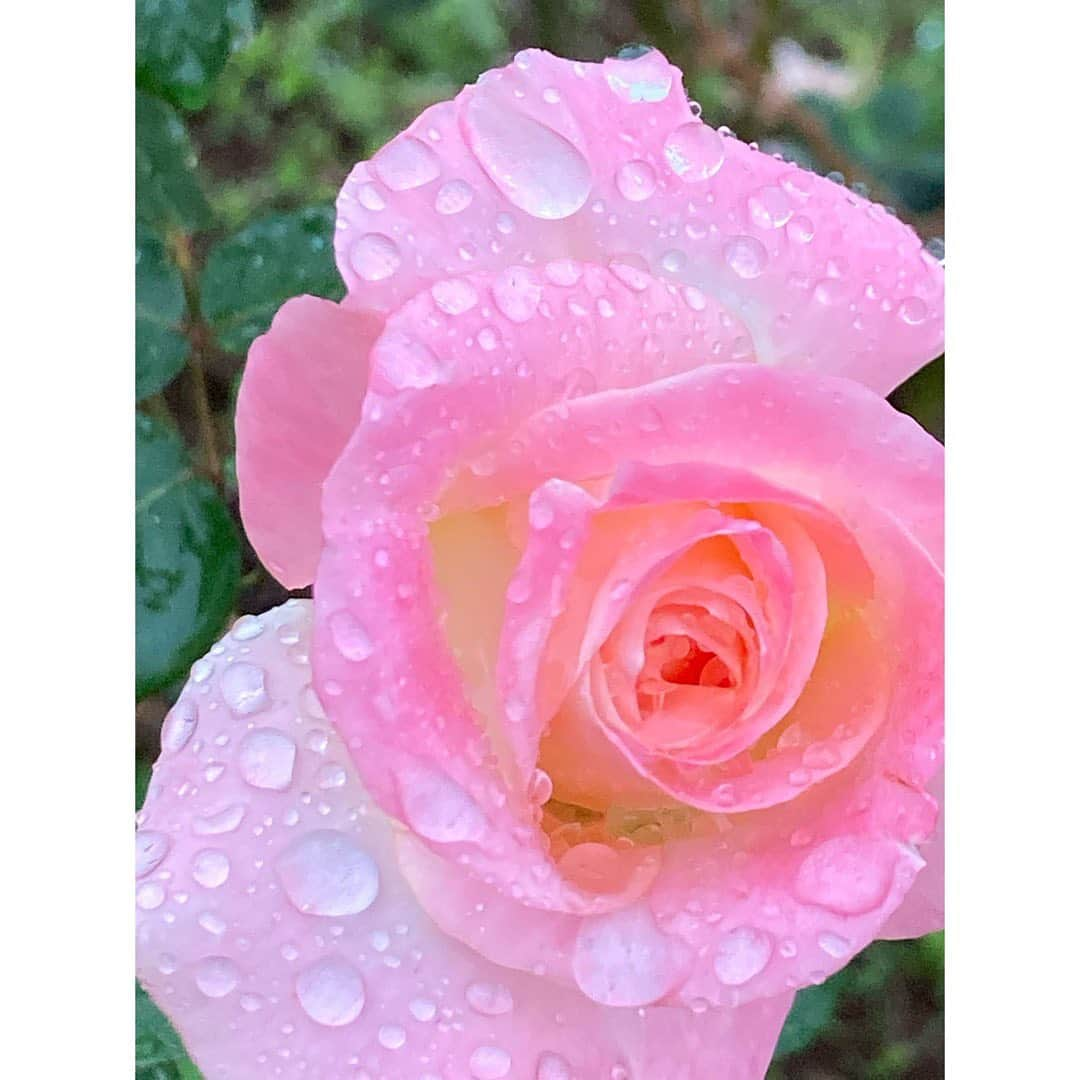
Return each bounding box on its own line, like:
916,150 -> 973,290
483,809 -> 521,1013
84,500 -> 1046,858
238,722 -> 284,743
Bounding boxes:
537,1053 -> 573,1080
191,849 -> 230,889
231,614 -> 265,641
615,160 -> 657,202
786,215 -> 815,243
608,260 -> 652,292
477,326 -> 500,352
542,87 -> 561,104
794,836 -> 894,915
238,729 -> 297,791
817,931 -> 851,958
357,183 -> 386,211
493,266 -> 542,323
195,957 -> 238,999
382,336 -> 447,388
161,699 -> 198,753
398,764 -> 487,843
573,904 -> 679,1006
899,297 -> 928,325
470,1046 -> 512,1078
723,236 -> 767,279
663,123 -> 724,182
317,763 -> 347,790
240,993 -> 265,1013
373,135 -> 441,190
198,910 -> 227,935
351,233 -> 402,282
748,186 -> 793,229
378,1024 -> 407,1050
528,768 -> 553,803
329,610 -> 374,661
136,830 -> 170,877
276,830 -> 380,916
220,663 -> 267,716
431,278 -> 479,316
464,90 -> 592,220
659,249 -> 687,274
409,997 -> 437,1022
682,285 -> 707,311
193,803 -> 246,836
802,743 -> 841,769
294,958 -> 366,1026
466,981 -> 514,1016
545,259 -> 583,287
435,179 -> 475,215
713,927 -> 772,986
136,882 -> 165,910
604,54 -> 673,103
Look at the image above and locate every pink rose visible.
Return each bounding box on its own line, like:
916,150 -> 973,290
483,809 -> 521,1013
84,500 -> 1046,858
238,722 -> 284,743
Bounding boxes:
136,49 -> 943,1078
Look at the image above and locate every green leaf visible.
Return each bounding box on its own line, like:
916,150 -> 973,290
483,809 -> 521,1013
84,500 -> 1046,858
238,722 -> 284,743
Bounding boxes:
201,205 -> 343,354
136,0 -> 257,112
774,979 -> 841,1058
137,92 -> 213,232
136,414 -> 240,699
136,758 -> 152,810
136,982 -> 203,1079
136,223 -> 189,400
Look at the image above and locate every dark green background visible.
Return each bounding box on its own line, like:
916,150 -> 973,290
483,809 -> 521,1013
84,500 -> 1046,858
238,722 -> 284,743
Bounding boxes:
135,2 -> 944,1076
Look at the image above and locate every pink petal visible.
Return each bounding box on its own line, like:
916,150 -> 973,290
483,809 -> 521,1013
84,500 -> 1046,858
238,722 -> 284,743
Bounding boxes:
136,601 -> 793,1078
236,296 -> 381,587
334,49 -> 942,394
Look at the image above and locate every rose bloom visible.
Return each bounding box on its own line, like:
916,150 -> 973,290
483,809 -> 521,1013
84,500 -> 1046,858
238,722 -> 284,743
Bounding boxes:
136,49 -> 943,1079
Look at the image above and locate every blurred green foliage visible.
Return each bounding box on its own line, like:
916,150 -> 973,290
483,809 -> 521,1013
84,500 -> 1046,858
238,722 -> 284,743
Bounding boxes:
134,2 -> 944,1076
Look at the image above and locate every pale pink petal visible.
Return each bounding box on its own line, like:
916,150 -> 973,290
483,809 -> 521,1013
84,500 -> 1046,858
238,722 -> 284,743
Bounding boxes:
335,49 -> 942,393
879,762 -> 944,939
136,600 -> 792,1078
236,296 -> 381,587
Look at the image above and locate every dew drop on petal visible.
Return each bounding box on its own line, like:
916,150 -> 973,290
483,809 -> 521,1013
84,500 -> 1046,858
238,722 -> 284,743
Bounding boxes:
794,836 -> 895,915
329,610 -> 374,661
713,927 -> 773,986
435,179 -> 476,215
817,931 -> 852,958
161,699 -> 198,753
136,830 -> 170,878
351,233 -> 402,282
723,236 -> 768,279
537,1053 -> 573,1080
296,958 -> 365,1026
604,54 -> 673,102
193,803 -> 246,836
378,1024 -> 407,1050
373,135 -> 441,191
470,1046 -> 512,1079
398,764 -> 487,843
466,981 -> 514,1016
231,614 -> 265,642
238,728 -> 297,791
493,266 -> 542,323
382,336 -> 448,389
220,663 -> 268,715
544,258 -> 583,287
615,160 -> 657,202
432,278 -> 480,316
276,830 -> 380,916
747,186 -> 793,229
195,956 -> 239,998
191,849 -> 230,889
899,297 -> 928,325
663,123 -> 724,182
463,90 -> 591,220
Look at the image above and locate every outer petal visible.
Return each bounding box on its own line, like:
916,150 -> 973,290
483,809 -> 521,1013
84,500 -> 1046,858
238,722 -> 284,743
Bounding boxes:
334,48 -> 943,393
136,601 -> 793,1079
879,762 -> 944,939
236,296 -> 381,587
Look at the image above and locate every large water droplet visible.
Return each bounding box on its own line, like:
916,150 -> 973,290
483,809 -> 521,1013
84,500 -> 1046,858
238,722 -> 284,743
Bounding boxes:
351,233 -> 402,282
373,135 -> 441,191
136,830 -> 170,877
466,981 -> 514,1016
435,179 -> 475,215
748,186 -> 793,229
378,1024 -> 407,1050
464,90 -> 591,220
296,958 -> 365,1026
276,830 -> 380,916
432,278 -> 479,316
329,610 -> 374,661
604,54 -> 673,103
191,848 -> 230,889
615,160 -> 658,202
195,956 -> 239,998
713,926 -> 772,985
398,764 -> 487,843
817,930 -> 851,958
723,236 -> 768,279
238,729 -> 296,791
663,123 -> 724,182
193,803 -> 246,836
573,903 -> 679,1007
161,699 -> 198,753
470,1046 -> 512,1079
381,335 -> 448,389
492,266 -> 542,323
231,614 -> 265,641
536,1053 -> 573,1080
794,836 -> 895,915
